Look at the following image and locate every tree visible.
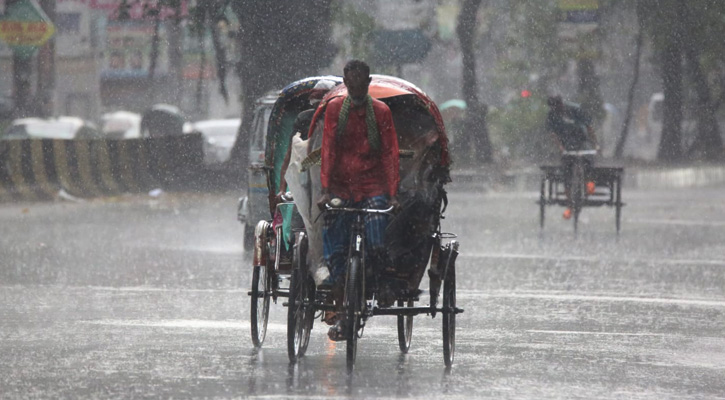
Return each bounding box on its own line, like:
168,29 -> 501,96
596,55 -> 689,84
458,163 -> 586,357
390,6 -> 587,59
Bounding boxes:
615,0 -> 644,159
680,1 -> 724,161
638,0 -> 686,162
116,0 -> 188,104
227,0 -> 335,168
456,0 -> 492,165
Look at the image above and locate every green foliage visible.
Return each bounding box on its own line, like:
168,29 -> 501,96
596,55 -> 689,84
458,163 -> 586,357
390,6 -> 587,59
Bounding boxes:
331,2 -> 377,66
487,95 -> 557,161
491,0 -> 566,93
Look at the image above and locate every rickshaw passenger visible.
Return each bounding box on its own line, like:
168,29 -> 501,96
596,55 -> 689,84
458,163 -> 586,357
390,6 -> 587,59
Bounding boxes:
316,60 -> 400,340
276,80 -> 336,201
273,81 -> 335,248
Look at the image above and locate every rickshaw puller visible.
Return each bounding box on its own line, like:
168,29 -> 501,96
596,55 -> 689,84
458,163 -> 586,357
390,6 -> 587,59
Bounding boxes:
546,95 -> 600,219
316,60 -> 400,340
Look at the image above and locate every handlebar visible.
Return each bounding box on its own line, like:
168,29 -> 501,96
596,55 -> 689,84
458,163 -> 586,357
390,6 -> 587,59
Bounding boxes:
325,203 -> 395,215
562,149 -> 597,156
280,191 -> 294,203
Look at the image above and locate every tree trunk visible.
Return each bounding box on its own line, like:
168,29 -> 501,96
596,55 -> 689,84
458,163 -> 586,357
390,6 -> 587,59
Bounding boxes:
168,5 -> 184,107
210,22 -> 228,104
456,0 -> 492,165
227,0 -> 335,169
148,13 -> 161,103
657,1 -> 684,162
615,2 -> 643,159
681,4 -> 723,161
577,58 -> 604,128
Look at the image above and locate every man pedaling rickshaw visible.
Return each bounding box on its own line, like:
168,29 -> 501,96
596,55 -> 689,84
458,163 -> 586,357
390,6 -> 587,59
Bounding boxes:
546,95 -> 600,220
315,60 -> 401,341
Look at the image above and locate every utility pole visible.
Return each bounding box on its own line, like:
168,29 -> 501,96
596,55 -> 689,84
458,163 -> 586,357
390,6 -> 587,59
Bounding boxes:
12,50 -> 32,117
37,0 -> 55,117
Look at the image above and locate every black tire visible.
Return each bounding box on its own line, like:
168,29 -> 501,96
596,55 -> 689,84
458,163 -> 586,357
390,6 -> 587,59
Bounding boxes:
615,177 -> 622,234
287,269 -> 308,363
571,162 -> 585,234
539,178 -> 546,229
250,265 -> 270,348
442,263 -> 456,368
295,235 -> 314,357
397,299 -> 414,354
345,256 -> 362,374
242,222 -> 254,252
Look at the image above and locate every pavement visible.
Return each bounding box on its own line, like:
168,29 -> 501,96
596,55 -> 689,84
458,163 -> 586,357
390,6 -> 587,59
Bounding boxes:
450,162 -> 725,191
2,185 -> 725,399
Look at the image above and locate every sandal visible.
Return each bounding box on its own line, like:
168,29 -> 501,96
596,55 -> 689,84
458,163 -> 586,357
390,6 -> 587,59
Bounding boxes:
327,320 -> 347,342
322,311 -> 338,326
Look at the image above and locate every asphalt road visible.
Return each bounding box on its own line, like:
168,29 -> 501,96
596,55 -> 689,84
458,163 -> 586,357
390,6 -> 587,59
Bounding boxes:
1,185 -> 724,399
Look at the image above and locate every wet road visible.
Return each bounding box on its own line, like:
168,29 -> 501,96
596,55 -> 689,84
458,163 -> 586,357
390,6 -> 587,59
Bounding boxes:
1,186 -> 724,399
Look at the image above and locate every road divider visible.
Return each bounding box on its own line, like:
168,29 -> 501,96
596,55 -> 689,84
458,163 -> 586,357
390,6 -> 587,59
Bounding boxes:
0,134 -> 204,202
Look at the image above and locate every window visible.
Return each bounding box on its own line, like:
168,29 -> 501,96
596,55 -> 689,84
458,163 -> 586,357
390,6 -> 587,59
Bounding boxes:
56,13 -> 81,35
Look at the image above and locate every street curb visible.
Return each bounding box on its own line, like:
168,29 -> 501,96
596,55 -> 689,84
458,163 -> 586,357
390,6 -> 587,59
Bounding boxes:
450,165 -> 725,191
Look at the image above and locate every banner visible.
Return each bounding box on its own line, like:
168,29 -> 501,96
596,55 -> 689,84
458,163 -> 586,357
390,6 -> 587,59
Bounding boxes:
101,21 -> 167,79
0,0 -> 55,51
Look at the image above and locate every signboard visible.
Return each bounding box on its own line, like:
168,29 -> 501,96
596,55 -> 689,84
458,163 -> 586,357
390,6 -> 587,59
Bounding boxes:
101,21 -> 168,79
558,0 -> 599,24
372,29 -> 431,66
0,0 -> 55,53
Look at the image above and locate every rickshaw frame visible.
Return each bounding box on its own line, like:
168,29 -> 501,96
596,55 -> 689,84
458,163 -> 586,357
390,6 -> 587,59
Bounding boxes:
247,74 -> 462,370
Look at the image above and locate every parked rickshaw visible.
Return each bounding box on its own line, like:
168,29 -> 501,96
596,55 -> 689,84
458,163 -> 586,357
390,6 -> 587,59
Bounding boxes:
248,75 -> 462,372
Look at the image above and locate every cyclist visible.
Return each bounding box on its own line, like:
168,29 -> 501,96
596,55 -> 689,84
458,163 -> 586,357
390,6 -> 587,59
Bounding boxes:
546,95 -> 599,219
316,60 -> 400,341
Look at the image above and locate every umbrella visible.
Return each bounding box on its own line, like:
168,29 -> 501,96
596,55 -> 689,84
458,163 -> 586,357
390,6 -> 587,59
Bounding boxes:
439,99 -> 467,111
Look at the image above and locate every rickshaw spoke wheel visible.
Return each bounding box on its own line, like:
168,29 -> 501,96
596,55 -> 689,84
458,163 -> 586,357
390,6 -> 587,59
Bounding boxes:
287,269 -> 307,363
442,263 -> 456,368
346,256 -> 362,374
296,234 -> 314,357
397,299 -> 414,354
539,178 -> 546,229
571,161 -> 585,234
250,265 -> 270,348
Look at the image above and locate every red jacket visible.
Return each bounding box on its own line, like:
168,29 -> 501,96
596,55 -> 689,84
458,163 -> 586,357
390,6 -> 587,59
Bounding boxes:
320,96 -> 400,201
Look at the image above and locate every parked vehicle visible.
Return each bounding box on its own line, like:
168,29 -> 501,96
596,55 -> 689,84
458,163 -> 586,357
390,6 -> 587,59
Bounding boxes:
1,116 -> 99,140
100,111 -> 142,139
140,104 -> 185,137
188,118 -> 241,165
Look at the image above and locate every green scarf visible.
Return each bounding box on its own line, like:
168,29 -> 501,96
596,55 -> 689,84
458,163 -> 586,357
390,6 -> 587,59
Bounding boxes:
336,95 -> 381,152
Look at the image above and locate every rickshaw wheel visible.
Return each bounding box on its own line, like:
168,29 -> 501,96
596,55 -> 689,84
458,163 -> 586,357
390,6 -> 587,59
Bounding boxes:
295,233 -> 314,357
397,299 -> 414,354
539,178 -> 546,229
615,176 -> 622,234
287,269 -> 309,363
346,256 -> 362,374
250,265 -> 270,348
571,162 -> 585,234
442,263 -> 456,368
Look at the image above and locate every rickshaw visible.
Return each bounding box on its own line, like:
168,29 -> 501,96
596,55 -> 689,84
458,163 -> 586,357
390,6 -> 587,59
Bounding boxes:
248,75 -> 462,372
247,76 -> 343,348
538,151 -> 625,233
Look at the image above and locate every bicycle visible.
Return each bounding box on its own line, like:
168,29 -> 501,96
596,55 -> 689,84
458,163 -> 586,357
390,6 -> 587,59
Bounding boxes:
562,149 -> 597,232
